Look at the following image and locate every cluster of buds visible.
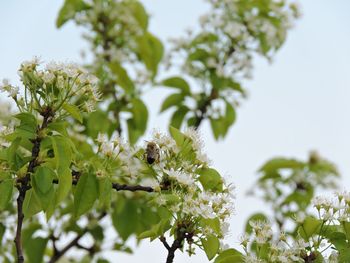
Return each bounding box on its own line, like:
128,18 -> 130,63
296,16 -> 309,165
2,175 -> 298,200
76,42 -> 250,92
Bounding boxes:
241,221 -> 306,262
1,58 -> 101,116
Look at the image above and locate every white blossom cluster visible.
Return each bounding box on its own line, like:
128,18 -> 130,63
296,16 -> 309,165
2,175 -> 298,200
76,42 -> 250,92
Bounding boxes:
9,57 -> 101,114
312,190 -> 350,222
96,133 -> 142,178
75,0 -> 147,66
241,221 -> 306,263
0,79 -> 19,98
151,129 -> 235,242
168,0 -> 301,80
95,128 -> 235,246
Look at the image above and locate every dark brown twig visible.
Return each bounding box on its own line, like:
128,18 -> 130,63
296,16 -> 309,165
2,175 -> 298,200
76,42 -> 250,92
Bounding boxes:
160,233 -> 186,263
49,212 -> 107,263
14,108 -> 53,263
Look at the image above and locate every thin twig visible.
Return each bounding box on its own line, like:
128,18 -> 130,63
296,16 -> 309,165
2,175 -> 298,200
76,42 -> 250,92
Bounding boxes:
49,212 -> 107,263
159,236 -> 171,251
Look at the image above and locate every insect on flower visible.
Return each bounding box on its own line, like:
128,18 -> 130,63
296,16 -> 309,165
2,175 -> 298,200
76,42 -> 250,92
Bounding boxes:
145,141 -> 160,164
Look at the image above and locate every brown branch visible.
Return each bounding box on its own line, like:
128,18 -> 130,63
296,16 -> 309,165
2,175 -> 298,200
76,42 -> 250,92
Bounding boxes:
52,177 -> 157,193
49,212 -> 107,263
159,236 -> 171,251
164,237 -> 184,263
14,108 -> 54,263
112,183 -> 155,192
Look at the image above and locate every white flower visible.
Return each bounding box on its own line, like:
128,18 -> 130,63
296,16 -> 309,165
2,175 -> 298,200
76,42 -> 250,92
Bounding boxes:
84,100 -> 95,113
141,178 -> 159,188
21,56 -> 41,70
224,21 -> 245,38
46,61 -> 66,72
97,133 -> 108,144
42,71 -> 55,83
220,221 -> 230,237
165,169 -> 195,186
0,79 -> 19,97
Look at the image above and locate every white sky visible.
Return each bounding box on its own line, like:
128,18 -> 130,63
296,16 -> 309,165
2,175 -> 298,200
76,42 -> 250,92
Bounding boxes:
1,0 -> 350,262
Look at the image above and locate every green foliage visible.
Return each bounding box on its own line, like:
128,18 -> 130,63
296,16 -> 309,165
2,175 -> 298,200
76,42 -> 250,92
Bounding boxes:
198,168 -> 223,192
0,0 -> 321,263
202,235 -> 220,260
32,166 -> 55,211
248,153 -> 339,235
56,0 -> 90,27
0,179 -> 13,210
74,172 -> 99,217
214,248 -> 243,263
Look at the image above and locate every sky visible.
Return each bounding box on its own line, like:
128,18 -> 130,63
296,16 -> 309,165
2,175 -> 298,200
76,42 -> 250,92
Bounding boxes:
1,0 -> 350,262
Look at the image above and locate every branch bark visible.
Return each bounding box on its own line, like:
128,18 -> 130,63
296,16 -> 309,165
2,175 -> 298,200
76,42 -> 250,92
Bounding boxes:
160,235 -> 185,263
49,212 -> 107,263
14,108 -> 53,263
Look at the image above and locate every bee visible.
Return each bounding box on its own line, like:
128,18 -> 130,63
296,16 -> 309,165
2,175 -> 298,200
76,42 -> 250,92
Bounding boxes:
145,141 -> 160,164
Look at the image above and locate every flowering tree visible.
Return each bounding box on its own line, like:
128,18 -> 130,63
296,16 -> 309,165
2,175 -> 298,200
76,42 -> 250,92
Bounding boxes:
1,0 -> 348,263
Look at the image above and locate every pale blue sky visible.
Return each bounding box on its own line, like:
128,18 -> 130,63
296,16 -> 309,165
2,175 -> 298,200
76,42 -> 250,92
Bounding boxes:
1,1 -> 350,262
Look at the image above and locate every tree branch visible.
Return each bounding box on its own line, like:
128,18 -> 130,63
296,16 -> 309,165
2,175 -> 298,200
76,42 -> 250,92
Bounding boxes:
159,236 -> 171,251
164,237 -> 184,263
49,212 -> 107,263
14,108 -> 54,263
52,178 -> 157,193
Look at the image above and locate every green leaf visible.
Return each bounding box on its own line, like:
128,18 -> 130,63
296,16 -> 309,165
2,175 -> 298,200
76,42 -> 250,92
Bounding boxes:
200,218 -> 221,235
32,166 -> 55,210
50,135 -> 72,171
23,189 -> 42,218
191,32 -> 218,46
225,102 -> 236,127
161,77 -> 191,95
128,1 -> 148,30
109,63 -> 135,93
15,112 -> 37,139
63,103 -> 83,123
201,235 -> 220,260
25,237 -> 48,263
170,105 -> 189,130
299,216 -> 322,240
214,249 -> 244,263
160,93 -> 184,113
169,126 -> 185,146
259,158 -> 304,174
0,179 -> 13,210
7,137 -> 22,170
188,48 -> 210,63
86,110 -> 111,139
74,172 -> 98,217
209,117 -> 226,140
56,0 -> 90,28
47,121 -> 69,136
343,221 -> 350,241
127,98 -> 149,144
98,177 -> 112,207
33,167 -> 55,195
112,199 -> 139,241
138,219 -> 171,240
56,167 -> 72,203
0,223 -> 5,243
326,232 -> 347,251
136,33 -> 164,76
198,168 -> 223,192
127,119 -> 141,145
130,98 -> 148,134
